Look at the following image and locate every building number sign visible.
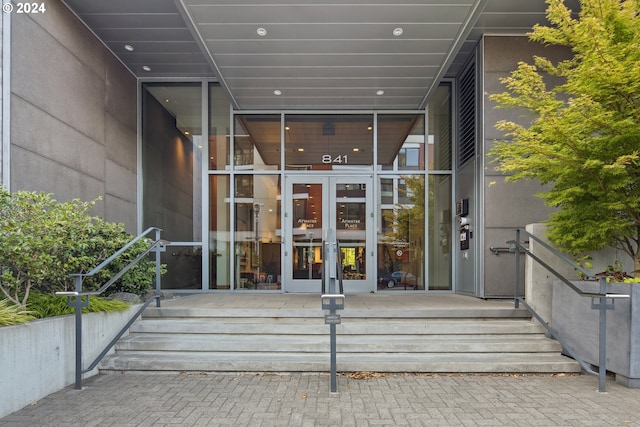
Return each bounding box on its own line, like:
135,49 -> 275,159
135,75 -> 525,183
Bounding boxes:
322,155 -> 348,164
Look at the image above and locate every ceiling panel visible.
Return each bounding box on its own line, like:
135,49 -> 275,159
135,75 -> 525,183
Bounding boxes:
198,23 -> 462,41
61,0 -> 578,110
187,4 -> 474,24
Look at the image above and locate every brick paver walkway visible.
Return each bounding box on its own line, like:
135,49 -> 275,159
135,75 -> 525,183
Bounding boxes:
2,372 -> 640,426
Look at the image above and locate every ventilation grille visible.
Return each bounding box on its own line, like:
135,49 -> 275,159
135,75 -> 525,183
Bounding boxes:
457,61 -> 476,167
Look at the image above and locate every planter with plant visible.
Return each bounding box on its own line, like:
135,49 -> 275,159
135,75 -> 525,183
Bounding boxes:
490,0 -> 640,387
0,188 -> 159,325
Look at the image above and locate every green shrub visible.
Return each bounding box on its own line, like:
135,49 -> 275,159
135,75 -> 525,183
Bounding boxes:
0,299 -> 35,326
26,290 -> 130,319
0,189 -> 160,308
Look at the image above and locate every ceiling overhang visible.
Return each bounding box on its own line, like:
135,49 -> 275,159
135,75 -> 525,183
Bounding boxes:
62,0 -> 578,111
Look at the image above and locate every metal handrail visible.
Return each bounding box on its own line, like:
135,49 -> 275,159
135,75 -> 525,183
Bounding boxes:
510,228 -> 630,392
55,227 -> 164,389
336,239 -> 344,295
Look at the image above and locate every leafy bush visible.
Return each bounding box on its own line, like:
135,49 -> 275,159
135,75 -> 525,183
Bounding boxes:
0,299 -> 35,326
0,189 -> 160,308
26,290 -> 130,319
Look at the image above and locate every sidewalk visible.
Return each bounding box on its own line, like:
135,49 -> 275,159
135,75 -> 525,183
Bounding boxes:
1,372 -> 639,426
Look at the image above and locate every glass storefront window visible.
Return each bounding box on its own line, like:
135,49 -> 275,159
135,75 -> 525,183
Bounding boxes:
209,84 -> 231,170
210,175 -> 230,289
376,175 -> 425,291
141,79 -> 452,292
285,114 -> 373,170
234,175 -> 282,290
428,175 -> 452,290
378,114 -> 425,171
234,115 -> 281,170
160,244 -> 203,290
142,83 -> 204,290
428,83 -> 452,171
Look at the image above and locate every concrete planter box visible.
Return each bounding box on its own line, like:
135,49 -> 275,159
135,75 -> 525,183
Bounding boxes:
0,305 -> 140,418
552,281 -> 640,387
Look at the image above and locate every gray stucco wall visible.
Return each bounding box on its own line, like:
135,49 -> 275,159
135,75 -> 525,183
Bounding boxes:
9,0 -> 137,232
481,36 -> 570,297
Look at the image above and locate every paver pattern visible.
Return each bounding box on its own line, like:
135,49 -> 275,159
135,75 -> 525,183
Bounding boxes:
2,372 -> 640,426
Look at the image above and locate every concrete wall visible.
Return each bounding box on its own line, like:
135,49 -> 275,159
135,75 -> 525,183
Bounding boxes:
527,222 -> 634,322
481,36 -> 571,297
0,305 -> 141,419
9,0 -> 137,232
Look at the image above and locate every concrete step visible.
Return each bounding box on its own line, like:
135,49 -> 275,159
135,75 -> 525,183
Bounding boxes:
130,318 -> 547,335
142,307 -> 531,319
99,303 -> 581,375
115,333 -> 562,353
100,351 -> 581,373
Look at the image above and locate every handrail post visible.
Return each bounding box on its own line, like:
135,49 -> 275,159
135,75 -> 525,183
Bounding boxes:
154,228 -> 162,307
514,228 -> 520,308
598,276 -> 607,393
72,274 -> 85,390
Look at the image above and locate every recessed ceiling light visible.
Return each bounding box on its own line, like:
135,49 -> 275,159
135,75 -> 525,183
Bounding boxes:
367,125 -> 373,131
285,126 -> 291,131
124,44 -> 134,52
297,148 -> 304,152
164,98 -> 170,103
393,27 -> 404,36
376,90 -> 385,96
184,131 -> 190,135
274,89 -> 282,96
142,65 -> 151,72
353,148 -> 360,152
257,27 -> 267,37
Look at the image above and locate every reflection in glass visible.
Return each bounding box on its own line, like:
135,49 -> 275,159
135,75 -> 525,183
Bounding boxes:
209,84 -> 231,171
378,114 -> 425,171
291,183 -> 323,280
376,176 -> 425,291
234,115 -> 281,170
234,175 -> 282,290
209,175 -> 230,289
428,83 -> 452,171
285,114 -> 373,170
336,183 -> 367,281
428,175 -> 452,290
142,82 -> 203,290
160,245 -> 202,290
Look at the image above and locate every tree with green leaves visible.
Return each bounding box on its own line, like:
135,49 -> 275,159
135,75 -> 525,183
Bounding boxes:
490,0 -> 640,275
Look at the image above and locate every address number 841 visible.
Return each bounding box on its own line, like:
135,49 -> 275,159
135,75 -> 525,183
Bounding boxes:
322,155 -> 348,164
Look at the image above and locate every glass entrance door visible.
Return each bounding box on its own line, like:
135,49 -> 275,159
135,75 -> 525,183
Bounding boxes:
284,176 -> 373,293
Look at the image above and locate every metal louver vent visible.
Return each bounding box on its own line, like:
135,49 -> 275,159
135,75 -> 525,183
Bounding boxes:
457,60 -> 476,167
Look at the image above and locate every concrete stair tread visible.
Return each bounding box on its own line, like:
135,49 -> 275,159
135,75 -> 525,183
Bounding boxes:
115,333 -> 562,353
142,307 -> 531,319
131,319 -> 547,335
100,351 -> 580,373
101,302 -> 580,375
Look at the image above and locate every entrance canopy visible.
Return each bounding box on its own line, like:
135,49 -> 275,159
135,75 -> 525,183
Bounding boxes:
62,0 -> 577,110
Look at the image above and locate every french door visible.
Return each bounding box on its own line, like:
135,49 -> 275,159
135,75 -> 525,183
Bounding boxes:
284,175 -> 373,293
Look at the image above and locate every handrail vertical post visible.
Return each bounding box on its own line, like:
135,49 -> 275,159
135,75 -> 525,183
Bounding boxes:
514,228 -> 520,309
598,276 -> 607,392
73,275 -> 83,390
154,228 -> 162,308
